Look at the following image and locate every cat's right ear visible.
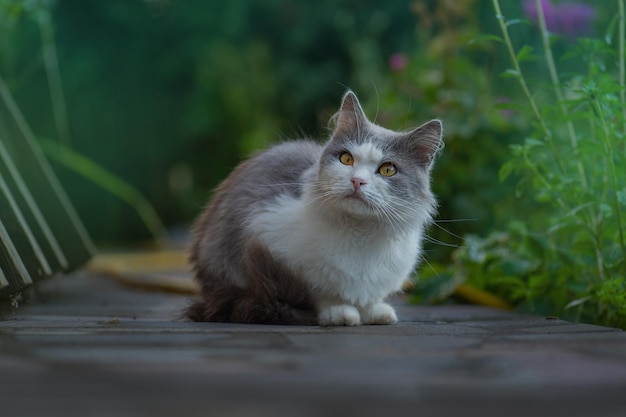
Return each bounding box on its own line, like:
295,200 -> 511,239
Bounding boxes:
408,119 -> 443,168
332,91 -> 368,139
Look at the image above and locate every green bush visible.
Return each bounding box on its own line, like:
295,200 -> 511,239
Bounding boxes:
356,0 -> 527,261
414,0 -> 626,329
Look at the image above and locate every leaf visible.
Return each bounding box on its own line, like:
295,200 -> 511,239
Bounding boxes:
599,203 -> 613,218
506,18 -> 532,28
604,14 -> 620,45
565,202 -> 595,218
565,296 -> 592,310
516,45 -> 537,63
39,139 -> 167,243
618,189 -> 626,208
501,69 -> 521,79
412,270 -> 463,305
468,34 -> 503,45
601,243 -> 624,268
498,160 -> 516,182
547,222 -> 570,234
523,137 -> 544,148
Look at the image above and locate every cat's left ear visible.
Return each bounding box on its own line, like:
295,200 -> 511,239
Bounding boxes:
332,90 -> 369,139
407,119 -> 443,168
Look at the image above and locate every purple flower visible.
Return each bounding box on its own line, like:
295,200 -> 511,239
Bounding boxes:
557,3 -> 596,37
522,0 -> 596,38
389,53 -> 408,72
523,0 -> 558,32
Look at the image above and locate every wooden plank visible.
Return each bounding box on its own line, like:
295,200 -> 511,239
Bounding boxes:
0,77 -> 95,270
0,74 -> 94,300
0,157 -> 52,279
0,216 -> 32,291
0,138 -> 68,270
0,263 -> 9,289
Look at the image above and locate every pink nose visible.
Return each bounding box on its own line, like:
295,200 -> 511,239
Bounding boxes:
351,177 -> 366,191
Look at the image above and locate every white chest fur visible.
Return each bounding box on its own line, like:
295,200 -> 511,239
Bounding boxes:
249,195 -> 423,306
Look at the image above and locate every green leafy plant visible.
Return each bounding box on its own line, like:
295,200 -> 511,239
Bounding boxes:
433,0 -> 626,328
357,0 -> 526,263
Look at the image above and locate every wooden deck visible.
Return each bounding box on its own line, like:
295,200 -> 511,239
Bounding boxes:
1,268 -> 626,417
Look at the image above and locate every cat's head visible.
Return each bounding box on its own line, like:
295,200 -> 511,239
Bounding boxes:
313,90 -> 443,228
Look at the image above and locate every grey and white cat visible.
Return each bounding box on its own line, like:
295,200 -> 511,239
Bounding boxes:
188,91 -> 443,326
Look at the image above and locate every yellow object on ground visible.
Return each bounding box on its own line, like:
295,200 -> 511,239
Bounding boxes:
87,251 -> 199,294
454,283 -> 513,311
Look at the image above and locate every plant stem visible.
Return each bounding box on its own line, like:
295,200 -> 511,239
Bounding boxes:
594,243 -> 606,282
38,11 -> 71,147
534,0 -> 588,188
592,98 -> 626,274
618,0 -> 626,135
491,0 -> 566,177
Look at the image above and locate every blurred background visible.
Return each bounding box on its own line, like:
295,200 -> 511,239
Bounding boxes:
4,0 -> 624,325
1,0 -> 613,244
1,0 -> 523,248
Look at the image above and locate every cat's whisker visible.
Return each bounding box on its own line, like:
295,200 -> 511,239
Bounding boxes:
383,207 -> 417,230
257,182 -> 303,188
305,188 -> 336,202
375,205 -> 402,230
435,218 -> 477,223
375,203 -> 412,231
418,255 -> 439,278
384,195 -> 423,214
303,193 -> 340,209
431,221 -> 464,241
423,235 -> 463,249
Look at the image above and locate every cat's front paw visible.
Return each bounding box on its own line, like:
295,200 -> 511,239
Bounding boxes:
318,305 -> 361,326
359,303 -> 398,325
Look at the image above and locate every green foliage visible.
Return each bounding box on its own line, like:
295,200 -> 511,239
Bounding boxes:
437,0 -> 626,328
355,0 -> 527,261
0,0 -> 422,242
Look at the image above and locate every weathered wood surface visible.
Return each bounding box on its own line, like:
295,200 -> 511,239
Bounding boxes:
1,270 -> 626,417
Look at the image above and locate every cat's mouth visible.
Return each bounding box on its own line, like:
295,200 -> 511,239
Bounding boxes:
345,190 -> 369,205
346,189 -> 362,199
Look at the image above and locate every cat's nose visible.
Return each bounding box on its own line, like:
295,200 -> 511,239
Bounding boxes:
351,177 -> 366,191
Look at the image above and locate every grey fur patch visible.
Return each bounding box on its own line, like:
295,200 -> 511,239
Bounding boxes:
190,140 -> 322,288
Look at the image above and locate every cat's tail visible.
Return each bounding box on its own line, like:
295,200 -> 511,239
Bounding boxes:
186,240 -> 317,325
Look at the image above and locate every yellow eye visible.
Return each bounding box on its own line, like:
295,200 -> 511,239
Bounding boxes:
378,162 -> 396,177
339,152 -> 354,166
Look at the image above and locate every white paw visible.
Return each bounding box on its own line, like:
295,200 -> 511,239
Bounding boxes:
359,303 -> 398,325
318,305 -> 361,326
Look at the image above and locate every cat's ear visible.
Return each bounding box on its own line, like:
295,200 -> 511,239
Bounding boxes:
332,90 -> 368,139
407,119 -> 443,168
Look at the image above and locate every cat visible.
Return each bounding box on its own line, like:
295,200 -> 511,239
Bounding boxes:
187,90 -> 443,326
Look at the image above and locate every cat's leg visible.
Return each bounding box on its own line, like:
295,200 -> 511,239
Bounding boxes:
358,302 -> 398,325
318,305 -> 361,326
317,297 -> 361,326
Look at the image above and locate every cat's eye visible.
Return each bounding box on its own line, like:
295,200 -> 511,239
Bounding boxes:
378,162 -> 397,177
339,152 -> 354,166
